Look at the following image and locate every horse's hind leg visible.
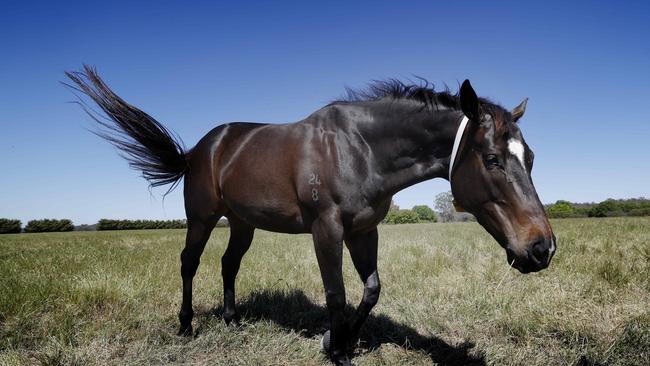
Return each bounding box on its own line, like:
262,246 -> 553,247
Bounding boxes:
178,217 -> 218,336
221,215 -> 255,325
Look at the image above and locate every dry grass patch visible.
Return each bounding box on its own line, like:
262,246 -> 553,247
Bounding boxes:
1,217 -> 649,365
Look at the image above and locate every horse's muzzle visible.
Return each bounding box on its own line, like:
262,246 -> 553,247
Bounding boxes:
507,234 -> 556,273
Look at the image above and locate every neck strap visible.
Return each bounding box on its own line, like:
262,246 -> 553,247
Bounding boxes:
448,115 -> 470,183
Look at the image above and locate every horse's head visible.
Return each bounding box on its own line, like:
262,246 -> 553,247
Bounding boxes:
450,80 -> 555,273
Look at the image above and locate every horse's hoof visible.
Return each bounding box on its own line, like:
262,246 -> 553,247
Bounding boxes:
177,324 -> 193,337
333,355 -> 354,366
225,319 -> 241,327
223,312 -> 241,326
320,330 -> 331,353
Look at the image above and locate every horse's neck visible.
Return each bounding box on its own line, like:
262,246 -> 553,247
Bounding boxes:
358,103 -> 462,196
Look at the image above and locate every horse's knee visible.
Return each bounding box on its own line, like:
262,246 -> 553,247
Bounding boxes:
180,249 -> 200,277
220,253 -> 234,275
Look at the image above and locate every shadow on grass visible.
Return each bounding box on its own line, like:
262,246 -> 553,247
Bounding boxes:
202,288 -> 485,366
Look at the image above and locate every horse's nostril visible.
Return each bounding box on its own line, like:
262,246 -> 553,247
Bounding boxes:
530,240 -> 549,264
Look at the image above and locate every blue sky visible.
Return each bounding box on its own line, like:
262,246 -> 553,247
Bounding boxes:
1,0 -> 648,225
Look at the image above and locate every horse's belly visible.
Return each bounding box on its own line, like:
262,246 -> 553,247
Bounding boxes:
225,198 -> 309,234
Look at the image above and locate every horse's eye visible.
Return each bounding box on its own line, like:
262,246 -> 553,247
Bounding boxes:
484,154 -> 500,169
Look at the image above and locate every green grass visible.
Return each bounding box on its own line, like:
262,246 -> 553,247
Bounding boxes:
1,217 -> 649,365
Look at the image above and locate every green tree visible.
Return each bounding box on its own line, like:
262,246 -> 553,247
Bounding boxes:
434,191 -> 455,222
412,205 -> 437,222
24,219 -> 73,233
589,199 -> 620,217
588,205 -> 606,217
600,199 -> 622,216
547,200 -> 574,218
0,219 -> 22,234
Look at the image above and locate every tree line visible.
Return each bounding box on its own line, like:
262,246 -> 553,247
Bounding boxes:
2,196 -> 647,233
0,218 -> 190,233
0,219 -> 74,234
545,198 -> 650,218
97,219 -> 187,230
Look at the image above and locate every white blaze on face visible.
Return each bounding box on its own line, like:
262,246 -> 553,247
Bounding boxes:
507,139 -> 526,168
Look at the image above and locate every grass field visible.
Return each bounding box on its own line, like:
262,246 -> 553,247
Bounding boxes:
1,217 -> 649,365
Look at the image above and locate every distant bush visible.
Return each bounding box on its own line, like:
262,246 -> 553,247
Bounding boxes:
384,209 -> 420,224
573,207 -> 590,217
97,219 -> 187,231
0,219 -> 22,234
412,205 -> 437,222
587,205 -> 607,217
589,199 -> 618,217
628,208 -> 650,216
24,219 -> 74,233
547,200 -> 575,218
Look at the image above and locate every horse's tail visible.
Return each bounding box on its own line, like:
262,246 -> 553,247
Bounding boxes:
65,65 -> 187,192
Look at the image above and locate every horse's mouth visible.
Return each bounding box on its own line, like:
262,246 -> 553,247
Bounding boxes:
506,247 -> 550,274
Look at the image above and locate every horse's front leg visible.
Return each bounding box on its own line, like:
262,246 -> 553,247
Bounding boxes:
345,228 -> 380,346
311,211 -> 352,366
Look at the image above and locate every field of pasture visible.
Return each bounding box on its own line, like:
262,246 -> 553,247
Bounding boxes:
1,217 -> 649,365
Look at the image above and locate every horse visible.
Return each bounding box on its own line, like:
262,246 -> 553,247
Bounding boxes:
66,66 -> 556,365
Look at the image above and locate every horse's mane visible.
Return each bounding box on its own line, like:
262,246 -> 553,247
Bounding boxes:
336,78 -> 508,119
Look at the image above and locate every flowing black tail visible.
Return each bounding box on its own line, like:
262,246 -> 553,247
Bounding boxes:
65,65 -> 187,192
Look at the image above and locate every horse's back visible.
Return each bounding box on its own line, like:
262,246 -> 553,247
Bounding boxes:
184,110 -> 382,233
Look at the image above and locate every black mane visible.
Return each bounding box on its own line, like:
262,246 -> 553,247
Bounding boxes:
336,78 -> 507,117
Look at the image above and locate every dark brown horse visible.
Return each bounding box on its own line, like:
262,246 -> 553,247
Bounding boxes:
66,66 -> 556,365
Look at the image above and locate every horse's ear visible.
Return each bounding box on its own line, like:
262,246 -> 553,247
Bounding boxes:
512,98 -> 528,122
460,79 -> 480,121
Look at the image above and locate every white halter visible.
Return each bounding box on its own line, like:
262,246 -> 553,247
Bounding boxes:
448,115 -> 470,183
